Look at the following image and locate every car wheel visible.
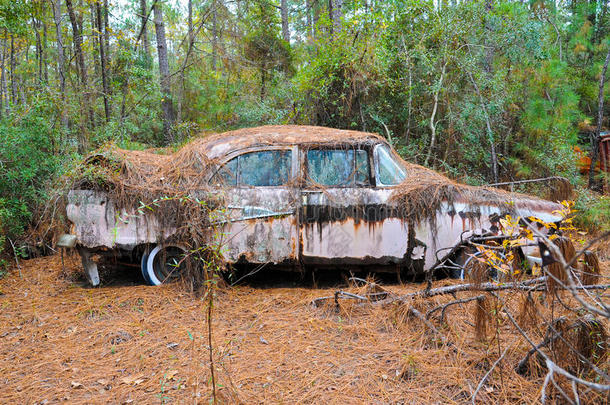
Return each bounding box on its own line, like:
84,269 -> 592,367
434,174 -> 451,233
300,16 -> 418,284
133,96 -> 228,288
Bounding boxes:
144,245 -> 187,286
451,250 -> 498,281
140,249 -> 152,285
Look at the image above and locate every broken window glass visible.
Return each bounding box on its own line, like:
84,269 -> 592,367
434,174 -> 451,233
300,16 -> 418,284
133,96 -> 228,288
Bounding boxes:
375,144 -> 406,186
306,149 -> 370,187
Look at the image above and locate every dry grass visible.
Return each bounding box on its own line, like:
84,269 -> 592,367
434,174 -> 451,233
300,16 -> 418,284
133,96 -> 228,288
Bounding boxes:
0,249 -> 608,404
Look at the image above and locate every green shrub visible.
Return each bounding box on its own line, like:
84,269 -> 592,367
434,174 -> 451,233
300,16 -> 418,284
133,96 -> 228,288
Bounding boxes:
574,189 -> 610,232
0,108 -> 66,241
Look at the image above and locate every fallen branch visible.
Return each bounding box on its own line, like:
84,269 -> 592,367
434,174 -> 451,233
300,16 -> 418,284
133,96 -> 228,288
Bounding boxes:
374,277 -> 546,305
311,278 -> 609,307
426,295 -> 485,322
408,307 -> 450,346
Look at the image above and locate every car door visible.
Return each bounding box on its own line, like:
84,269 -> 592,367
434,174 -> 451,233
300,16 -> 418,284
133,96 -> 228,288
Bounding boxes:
210,146 -> 299,264
299,144 -> 410,266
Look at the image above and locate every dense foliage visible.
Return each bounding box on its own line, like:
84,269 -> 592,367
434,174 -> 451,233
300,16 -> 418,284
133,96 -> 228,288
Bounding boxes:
0,0 -> 609,249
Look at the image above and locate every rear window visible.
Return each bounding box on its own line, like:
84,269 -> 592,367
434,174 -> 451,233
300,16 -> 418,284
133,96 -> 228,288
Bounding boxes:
306,149 -> 370,187
211,150 -> 292,187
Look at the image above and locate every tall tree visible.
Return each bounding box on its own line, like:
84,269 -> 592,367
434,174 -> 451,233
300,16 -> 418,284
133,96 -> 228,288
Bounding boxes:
51,0 -> 68,129
306,0 -> 313,41
588,44 -> 610,191
330,0 -> 342,36
0,34 -> 5,117
280,0 -> 289,42
153,1 -> 174,144
483,0 -> 499,184
9,35 -> 16,105
66,0 -> 94,149
96,1 -> 110,122
211,0 -> 219,70
140,0 -> 150,57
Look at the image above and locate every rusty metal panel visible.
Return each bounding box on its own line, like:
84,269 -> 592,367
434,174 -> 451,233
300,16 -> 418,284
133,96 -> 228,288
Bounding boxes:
66,190 -> 173,249
219,185 -> 299,265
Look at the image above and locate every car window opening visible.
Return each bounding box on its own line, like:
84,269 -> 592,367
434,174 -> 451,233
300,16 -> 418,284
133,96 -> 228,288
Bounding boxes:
211,150 -> 292,187
306,148 -> 371,187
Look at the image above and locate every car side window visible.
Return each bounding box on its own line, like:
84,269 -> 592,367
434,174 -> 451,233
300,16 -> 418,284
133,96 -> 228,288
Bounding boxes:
306,148 -> 370,187
211,157 -> 237,186
211,150 -> 292,187
239,150 -> 292,186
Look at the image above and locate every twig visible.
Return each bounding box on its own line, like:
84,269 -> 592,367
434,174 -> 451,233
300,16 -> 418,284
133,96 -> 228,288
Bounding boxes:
8,238 -> 21,278
408,307 -> 449,346
471,344 -> 511,404
425,295 -> 484,321
550,372 -> 576,405
487,176 -> 569,187
502,299 -> 610,392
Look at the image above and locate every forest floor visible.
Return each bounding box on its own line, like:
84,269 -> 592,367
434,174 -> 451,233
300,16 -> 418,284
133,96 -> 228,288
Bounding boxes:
0,242 -> 608,404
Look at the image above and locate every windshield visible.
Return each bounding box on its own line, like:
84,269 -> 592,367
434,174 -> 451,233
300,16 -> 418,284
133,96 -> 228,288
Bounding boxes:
374,144 -> 406,186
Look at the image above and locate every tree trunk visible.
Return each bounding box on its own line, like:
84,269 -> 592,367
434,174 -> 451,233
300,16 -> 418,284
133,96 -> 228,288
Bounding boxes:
90,4 -> 100,81
52,0 -> 68,130
66,0 -> 94,150
212,0 -> 218,70
588,44 -> 610,191
0,35 -> 5,118
103,0 -> 110,63
330,0 -> 343,36
187,0 -> 194,48
153,2 -> 174,144
483,0 -> 499,183
260,65 -> 266,101
33,16 -> 43,85
306,0 -> 313,41
313,0 -> 320,38
10,35 -> 16,105
42,11 -> 49,83
1,33 -> 7,116
467,70 -> 499,184
280,0 -> 290,43
140,0 -> 150,57
425,60 -> 447,167
96,1 -> 110,122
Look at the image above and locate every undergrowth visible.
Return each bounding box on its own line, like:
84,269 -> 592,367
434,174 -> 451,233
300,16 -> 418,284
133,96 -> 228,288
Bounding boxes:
574,188 -> 610,232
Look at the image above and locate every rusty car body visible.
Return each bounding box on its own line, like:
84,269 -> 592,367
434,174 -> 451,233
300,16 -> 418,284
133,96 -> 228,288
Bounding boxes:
65,126 -> 563,286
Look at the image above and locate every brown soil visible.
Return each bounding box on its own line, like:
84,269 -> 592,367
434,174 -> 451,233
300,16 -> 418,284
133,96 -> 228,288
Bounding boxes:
0,251 -> 608,404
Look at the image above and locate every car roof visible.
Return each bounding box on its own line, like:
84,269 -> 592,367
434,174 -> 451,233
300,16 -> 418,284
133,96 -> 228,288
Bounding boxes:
195,125 -> 387,160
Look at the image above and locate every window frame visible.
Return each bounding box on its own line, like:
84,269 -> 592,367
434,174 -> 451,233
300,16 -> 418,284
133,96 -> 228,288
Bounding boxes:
209,146 -> 297,188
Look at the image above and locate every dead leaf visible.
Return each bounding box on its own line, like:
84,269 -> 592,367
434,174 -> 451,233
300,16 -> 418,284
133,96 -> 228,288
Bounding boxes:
120,375 -> 146,385
165,370 -> 178,380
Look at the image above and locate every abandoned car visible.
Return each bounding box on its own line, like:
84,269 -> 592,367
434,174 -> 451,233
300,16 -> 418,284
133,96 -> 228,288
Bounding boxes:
64,126 -> 564,286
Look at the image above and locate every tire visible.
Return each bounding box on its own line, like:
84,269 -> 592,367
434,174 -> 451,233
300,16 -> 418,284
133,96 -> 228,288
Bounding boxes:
450,250 -> 498,281
144,245 -> 187,286
140,250 -> 152,285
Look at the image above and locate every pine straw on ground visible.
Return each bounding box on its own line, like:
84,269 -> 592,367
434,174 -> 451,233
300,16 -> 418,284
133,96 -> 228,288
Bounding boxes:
1,252 -> 608,404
